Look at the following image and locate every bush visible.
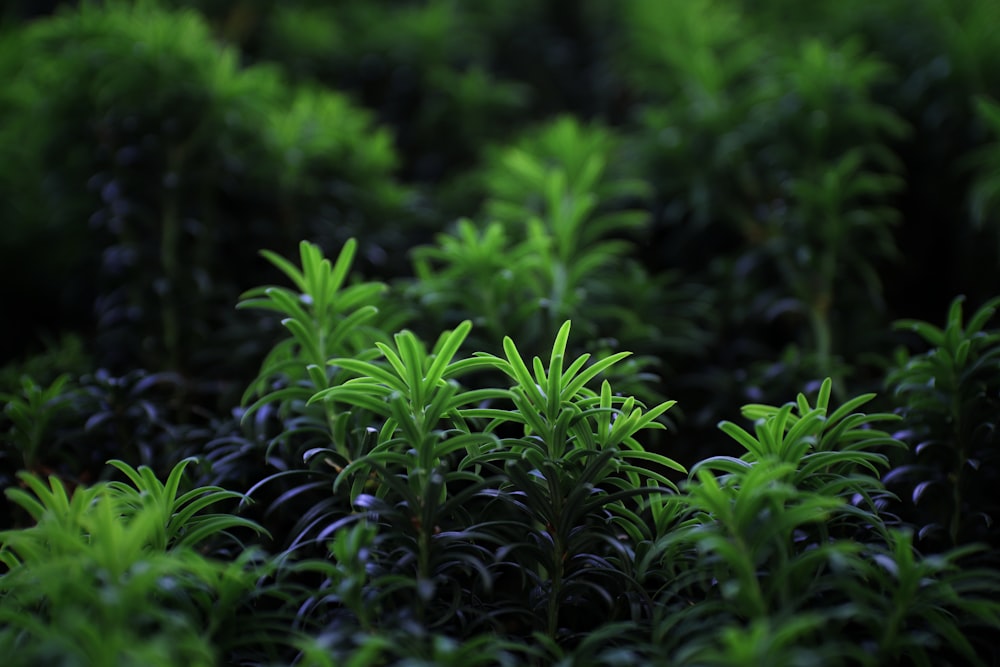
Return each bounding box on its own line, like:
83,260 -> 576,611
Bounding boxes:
0,0 -> 405,376
3,1 -> 1000,663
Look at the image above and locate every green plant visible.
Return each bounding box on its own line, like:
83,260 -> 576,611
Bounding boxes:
674,381 -> 900,628
300,320 -> 508,627
0,374 -> 74,471
749,40 -> 907,384
849,528 -> 1000,666
734,0 -> 1000,321
615,3 -> 909,440
235,239 -> 406,556
638,35 -> 904,367
456,321 -> 684,642
617,0 -> 766,234
970,96 -> 1000,237
410,117 -> 706,409
886,295 -> 1000,553
414,118 -> 648,349
4,2 -> 1000,663
253,0 -> 527,184
0,333 -> 90,389
290,316 -> 679,640
726,378 -> 903,520
239,239 -> 401,462
411,217 -> 545,348
104,457 -> 266,552
651,380 -> 1000,665
0,459 -> 282,666
0,0 -> 404,374
237,238 -> 687,649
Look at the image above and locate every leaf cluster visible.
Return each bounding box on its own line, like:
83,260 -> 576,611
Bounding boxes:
886,296 -> 1000,555
0,458 -> 280,666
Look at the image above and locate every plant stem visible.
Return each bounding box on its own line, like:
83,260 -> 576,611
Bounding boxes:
547,533 -> 563,639
161,151 -> 182,370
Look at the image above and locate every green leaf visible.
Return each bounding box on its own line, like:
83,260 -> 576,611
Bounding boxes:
719,421 -> 766,460
425,320 -> 473,389
501,336 -> 546,407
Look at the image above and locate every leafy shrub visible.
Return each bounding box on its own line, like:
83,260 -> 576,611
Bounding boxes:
5,234 -> 1000,663
886,296 -> 1000,558
410,117 -> 710,410
654,379 -> 1000,665
253,0 -> 528,185
231,239 -> 683,652
609,1 -> 911,454
0,0 -> 404,374
233,239 -> 406,548
3,2 -> 1000,663
0,374 -> 76,473
1,365 -> 221,512
226,240 -> 1000,663
970,96 -> 1000,240
734,0 -> 1000,319
0,458 -> 278,666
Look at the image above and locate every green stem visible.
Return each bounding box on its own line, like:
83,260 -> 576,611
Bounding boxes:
161,153 -> 182,370
809,304 -> 831,376
950,454 -> 964,547
547,534 -> 563,639
949,392 -> 965,547
418,528 -> 430,622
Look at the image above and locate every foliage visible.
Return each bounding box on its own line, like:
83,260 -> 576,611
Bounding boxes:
410,117 -> 710,410
602,1 -> 918,457
0,0 -> 404,374
413,118 -> 647,348
250,0 -> 528,184
3,1 -> 1000,664
970,96 -> 1000,238
621,3 -> 906,371
654,379 -> 1000,665
239,241 -> 687,652
0,334 -> 90,390
0,459 -> 280,666
886,296 -> 1000,556
0,374 -> 75,471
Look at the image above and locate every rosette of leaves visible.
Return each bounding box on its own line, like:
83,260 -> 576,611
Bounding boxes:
615,0 -> 767,234
415,117 -> 651,350
0,0 -> 404,374
651,33 -> 904,358
650,381 -> 899,658
297,320 -> 509,628
885,296 -> 1000,557
747,40 -> 907,384
410,218 -> 548,351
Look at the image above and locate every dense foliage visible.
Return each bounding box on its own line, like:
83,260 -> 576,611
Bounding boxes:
2,0 -> 1000,664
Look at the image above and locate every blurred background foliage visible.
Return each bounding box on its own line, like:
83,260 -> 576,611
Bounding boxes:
0,0 -> 997,464
0,0 -> 997,466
